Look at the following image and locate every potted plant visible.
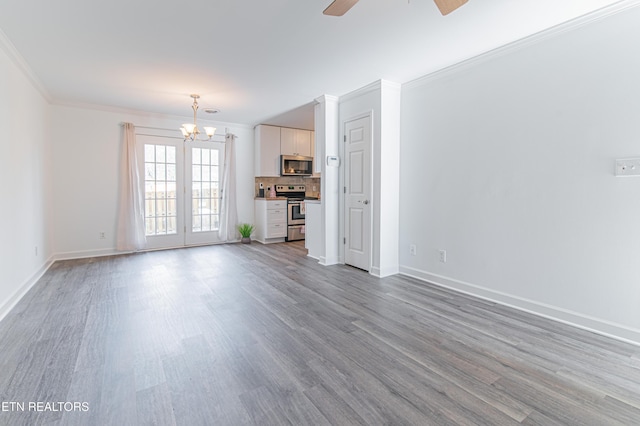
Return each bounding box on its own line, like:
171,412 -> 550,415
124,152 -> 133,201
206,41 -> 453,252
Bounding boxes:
237,223 -> 255,244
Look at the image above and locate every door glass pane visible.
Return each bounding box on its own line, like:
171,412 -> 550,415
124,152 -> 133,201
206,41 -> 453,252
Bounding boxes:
145,145 -> 155,161
167,216 -> 177,234
145,163 -> 155,180
166,146 -> 176,163
191,146 -> 221,233
166,164 -> 176,182
156,145 -> 166,163
144,143 -> 178,236
166,182 -> 177,199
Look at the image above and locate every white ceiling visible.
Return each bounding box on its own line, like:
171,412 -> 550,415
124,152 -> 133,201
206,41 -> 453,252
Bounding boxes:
0,0 -> 627,129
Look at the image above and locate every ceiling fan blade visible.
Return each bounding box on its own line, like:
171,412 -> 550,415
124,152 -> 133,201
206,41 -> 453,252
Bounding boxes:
323,0 -> 359,16
433,0 -> 468,16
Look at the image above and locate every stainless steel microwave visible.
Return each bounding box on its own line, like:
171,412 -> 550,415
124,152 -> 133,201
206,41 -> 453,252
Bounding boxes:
281,155 -> 313,176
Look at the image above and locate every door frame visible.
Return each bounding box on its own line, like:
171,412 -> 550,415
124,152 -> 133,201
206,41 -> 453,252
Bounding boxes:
340,111 -> 374,272
184,140 -> 226,246
136,129 -> 227,251
137,134 -> 186,250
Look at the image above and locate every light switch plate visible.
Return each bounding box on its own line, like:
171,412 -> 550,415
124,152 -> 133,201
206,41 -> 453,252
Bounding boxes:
615,158 -> 640,177
326,156 -> 340,167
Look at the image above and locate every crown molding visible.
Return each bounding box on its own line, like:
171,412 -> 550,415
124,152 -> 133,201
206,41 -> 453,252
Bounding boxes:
380,79 -> 401,94
404,0 -> 640,90
51,99 -> 253,130
0,28 -> 52,103
340,79 -> 384,103
314,94 -> 340,105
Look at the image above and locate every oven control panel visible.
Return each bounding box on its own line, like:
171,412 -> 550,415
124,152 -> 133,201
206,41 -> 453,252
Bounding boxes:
275,185 -> 306,193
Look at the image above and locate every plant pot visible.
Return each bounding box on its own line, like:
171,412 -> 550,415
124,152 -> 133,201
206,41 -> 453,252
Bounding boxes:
241,237 -> 251,244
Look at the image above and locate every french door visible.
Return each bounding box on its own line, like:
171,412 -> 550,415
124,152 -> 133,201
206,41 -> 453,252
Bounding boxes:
138,135 -> 225,250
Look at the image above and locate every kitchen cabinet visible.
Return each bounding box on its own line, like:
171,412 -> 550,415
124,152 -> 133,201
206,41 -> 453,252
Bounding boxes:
281,128 -> 312,157
254,199 -> 287,243
255,125 -> 281,177
255,125 -> 316,177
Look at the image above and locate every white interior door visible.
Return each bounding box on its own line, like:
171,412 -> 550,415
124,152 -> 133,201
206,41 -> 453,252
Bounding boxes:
344,115 -> 371,271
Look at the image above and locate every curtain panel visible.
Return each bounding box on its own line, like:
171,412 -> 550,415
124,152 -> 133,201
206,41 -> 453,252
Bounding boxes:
116,123 -> 146,251
218,133 -> 238,242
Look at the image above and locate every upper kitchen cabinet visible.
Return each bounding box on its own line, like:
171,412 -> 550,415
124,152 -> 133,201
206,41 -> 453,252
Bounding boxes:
281,128 -> 312,157
255,125 -> 281,177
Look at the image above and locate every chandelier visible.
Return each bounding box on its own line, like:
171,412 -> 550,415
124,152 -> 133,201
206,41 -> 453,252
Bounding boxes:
180,94 -> 216,141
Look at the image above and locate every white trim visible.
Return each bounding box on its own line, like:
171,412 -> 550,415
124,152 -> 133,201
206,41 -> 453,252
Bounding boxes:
52,100 -> 254,130
54,248 -> 125,261
404,0 -> 640,90
340,111 -> 375,273
380,79 -> 402,94
371,265 -> 399,278
319,256 -> 341,266
0,28 -> 51,102
340,80 -> 384,103
54,239 -> 240,261
0,257 -> 55,323
399,265 -> 640,347
314,94 -> 340,105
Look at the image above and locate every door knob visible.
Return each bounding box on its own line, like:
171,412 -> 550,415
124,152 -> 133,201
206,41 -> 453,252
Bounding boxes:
363,200 -> 369,205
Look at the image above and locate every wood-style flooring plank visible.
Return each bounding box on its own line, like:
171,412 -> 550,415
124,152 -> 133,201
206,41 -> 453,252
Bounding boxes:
1,241 -> 640,425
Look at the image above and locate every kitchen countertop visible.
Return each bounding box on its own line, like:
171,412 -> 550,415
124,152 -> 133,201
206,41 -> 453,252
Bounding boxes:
304,199 -> 321,204
254,196 -> 288,200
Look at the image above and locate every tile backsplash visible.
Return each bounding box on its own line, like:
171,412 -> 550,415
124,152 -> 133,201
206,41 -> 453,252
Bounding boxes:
255,176 -> 321,199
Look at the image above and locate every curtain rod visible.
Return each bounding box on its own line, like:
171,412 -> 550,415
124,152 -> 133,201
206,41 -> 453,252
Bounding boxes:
120,123 -> 237,139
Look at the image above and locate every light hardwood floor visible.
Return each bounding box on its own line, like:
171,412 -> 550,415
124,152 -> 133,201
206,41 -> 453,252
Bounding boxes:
1,241 -> 639,425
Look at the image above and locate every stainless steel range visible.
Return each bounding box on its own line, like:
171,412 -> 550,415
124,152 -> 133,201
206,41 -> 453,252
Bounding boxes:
275,185 -> 306,241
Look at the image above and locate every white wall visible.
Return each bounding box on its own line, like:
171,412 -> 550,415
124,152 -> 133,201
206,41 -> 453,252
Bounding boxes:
0,42 -> 53,319
400,6 -> 640,343
50,105 -> 254,258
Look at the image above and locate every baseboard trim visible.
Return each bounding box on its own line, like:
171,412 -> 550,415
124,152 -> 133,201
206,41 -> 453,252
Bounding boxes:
319,256 -> 341,266
399,266 -> 640,347
0,256 -> 55,323
54,240 -> 240,261
54,248 -> 125,261
371,265 -> 400,278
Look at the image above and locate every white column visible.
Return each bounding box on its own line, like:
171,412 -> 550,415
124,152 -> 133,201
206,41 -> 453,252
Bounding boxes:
314,95 -> 340,265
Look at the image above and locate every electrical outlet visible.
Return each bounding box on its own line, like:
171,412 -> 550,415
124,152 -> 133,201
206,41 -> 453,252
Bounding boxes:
615,158 -> 640,177
439,249 -> 447,263
99,231 -> 106,239
313,185 -> 317,191
409,244 -> 417,255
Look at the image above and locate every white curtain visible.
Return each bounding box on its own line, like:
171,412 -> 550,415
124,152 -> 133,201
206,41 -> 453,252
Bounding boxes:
218,133 -> 238,242
116,123 -> 146,251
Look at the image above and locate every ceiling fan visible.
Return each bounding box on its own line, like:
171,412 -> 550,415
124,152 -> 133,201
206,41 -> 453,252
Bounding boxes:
323,0 -> 468,16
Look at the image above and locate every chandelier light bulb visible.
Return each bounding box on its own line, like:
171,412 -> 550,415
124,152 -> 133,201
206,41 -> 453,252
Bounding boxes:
182,123 -> 196,134
179,94 -> 217,141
